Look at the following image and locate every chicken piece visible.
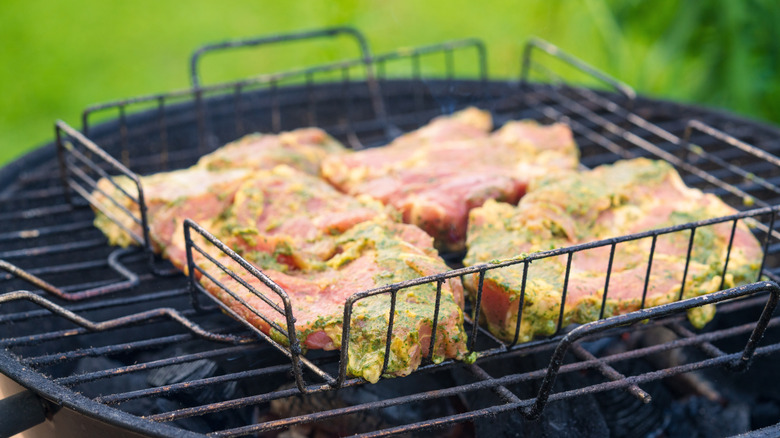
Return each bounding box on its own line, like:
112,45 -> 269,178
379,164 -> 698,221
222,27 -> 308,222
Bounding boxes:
322,106 -> 494,193
464,158 -> 763,343
199,220 -> 468,383
92,128 -> 347,249
92,167 -> 251,249
197,127 -> 346,175
96,161 -> 468,383
165,165 -> 392,272
321,108 -> 579,252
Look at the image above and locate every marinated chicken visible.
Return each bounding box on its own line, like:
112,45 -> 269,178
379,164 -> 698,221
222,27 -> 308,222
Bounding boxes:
93,167 -> 251,249
162,165 -> 392,273
321,107 -> 579,252
464,158 -> 763,342
196,127 -> 346,175
200,219 -> 468,383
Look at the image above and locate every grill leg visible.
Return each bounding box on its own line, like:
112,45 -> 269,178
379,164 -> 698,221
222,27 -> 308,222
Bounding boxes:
0,390 -> 48,437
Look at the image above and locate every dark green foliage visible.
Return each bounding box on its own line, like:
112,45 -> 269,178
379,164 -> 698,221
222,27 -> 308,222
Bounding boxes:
1,1 -> 777,164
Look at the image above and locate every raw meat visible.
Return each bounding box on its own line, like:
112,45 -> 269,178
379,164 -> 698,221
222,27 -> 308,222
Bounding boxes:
92,127 -> 347,248
321,108 -> 579,252
199,219 -> 468,383
463,158 -> 763,343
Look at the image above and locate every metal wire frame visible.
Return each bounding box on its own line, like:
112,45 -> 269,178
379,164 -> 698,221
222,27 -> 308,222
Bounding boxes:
524,281 -> 779,418
183,219 -> 311,394
534,83 -> 780,213
1,286 -> 775,438
0,290 -> 253,348
189,27 -> 372,89
682,119 -> 780,203
54,120 -> 169,277
188,27 -> 389,140
0,248 -> 138,302
371,38 -> 488,119
355,282 -> 780,438
2,128 -> 779,436
53,30 -> 780,388
79,32 -> 485,151
521,36 -> 637,102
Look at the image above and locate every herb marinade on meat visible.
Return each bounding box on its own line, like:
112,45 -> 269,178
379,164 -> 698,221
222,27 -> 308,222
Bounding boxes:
464,158 -> 763,342
92,128 -> 348,249
202,220 -> 468,383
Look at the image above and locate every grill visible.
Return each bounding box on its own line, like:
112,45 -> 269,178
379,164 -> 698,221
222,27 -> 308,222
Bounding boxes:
1,27 -> 780,437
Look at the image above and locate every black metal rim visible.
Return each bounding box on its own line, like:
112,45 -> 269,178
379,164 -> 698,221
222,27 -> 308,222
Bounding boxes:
0,348 -> 202,437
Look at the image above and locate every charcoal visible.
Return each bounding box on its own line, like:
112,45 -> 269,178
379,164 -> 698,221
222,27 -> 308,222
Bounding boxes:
472,394 -> 609,438
153,398 -> 212,434
262,370 -> 469,437
340,371 -> 464,427
146,354 -> 238,406
71,356 -> 153,416
664,396 -> 750,438
750,396 -> 780,430
456,352 -> 610,437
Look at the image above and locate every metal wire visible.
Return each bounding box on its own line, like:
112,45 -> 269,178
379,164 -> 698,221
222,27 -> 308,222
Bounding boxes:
0,291 -> 254,350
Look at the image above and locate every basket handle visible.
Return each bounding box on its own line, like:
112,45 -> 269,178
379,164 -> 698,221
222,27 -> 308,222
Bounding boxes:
189,26 -> 372,88
520,37 -> 636,101
0,390 -> 52,436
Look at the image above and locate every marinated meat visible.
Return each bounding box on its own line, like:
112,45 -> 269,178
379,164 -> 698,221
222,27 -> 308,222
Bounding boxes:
165,165 -> 392,272
321,107 -> 493,192
92,127 -> 347,248
464,158 -> 763,343
197,220 -> 468,383
93,167 -> 251,249
321,108 -> 579,252
197,128 -> 346,175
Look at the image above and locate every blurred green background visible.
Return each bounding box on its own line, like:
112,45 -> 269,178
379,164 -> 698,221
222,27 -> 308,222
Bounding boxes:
2,0 -> 779,165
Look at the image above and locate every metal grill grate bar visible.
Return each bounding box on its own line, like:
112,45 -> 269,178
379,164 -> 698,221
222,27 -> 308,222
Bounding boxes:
95,363 -> 290,405
0,204 -> 75,222
348,343 -> 780,438
0,288 -> 189,324
0,239 -> 106,260
57,344 -> 260,387
0,221 -> 94,243
21,330 -> 222,367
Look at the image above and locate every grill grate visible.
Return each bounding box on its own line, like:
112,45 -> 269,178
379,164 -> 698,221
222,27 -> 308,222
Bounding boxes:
1,28 -> 780,437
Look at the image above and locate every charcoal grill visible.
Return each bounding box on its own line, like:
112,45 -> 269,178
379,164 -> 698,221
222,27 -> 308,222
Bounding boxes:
1,27 -> 780,437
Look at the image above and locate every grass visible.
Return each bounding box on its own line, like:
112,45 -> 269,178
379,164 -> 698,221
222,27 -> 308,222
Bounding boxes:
1,0 -> 778,165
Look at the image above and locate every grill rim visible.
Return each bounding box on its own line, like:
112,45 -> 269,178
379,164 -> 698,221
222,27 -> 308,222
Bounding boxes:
0,348 -> 201,438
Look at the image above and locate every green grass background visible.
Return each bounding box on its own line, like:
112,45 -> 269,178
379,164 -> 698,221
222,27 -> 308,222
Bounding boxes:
2,0 -> 779,165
